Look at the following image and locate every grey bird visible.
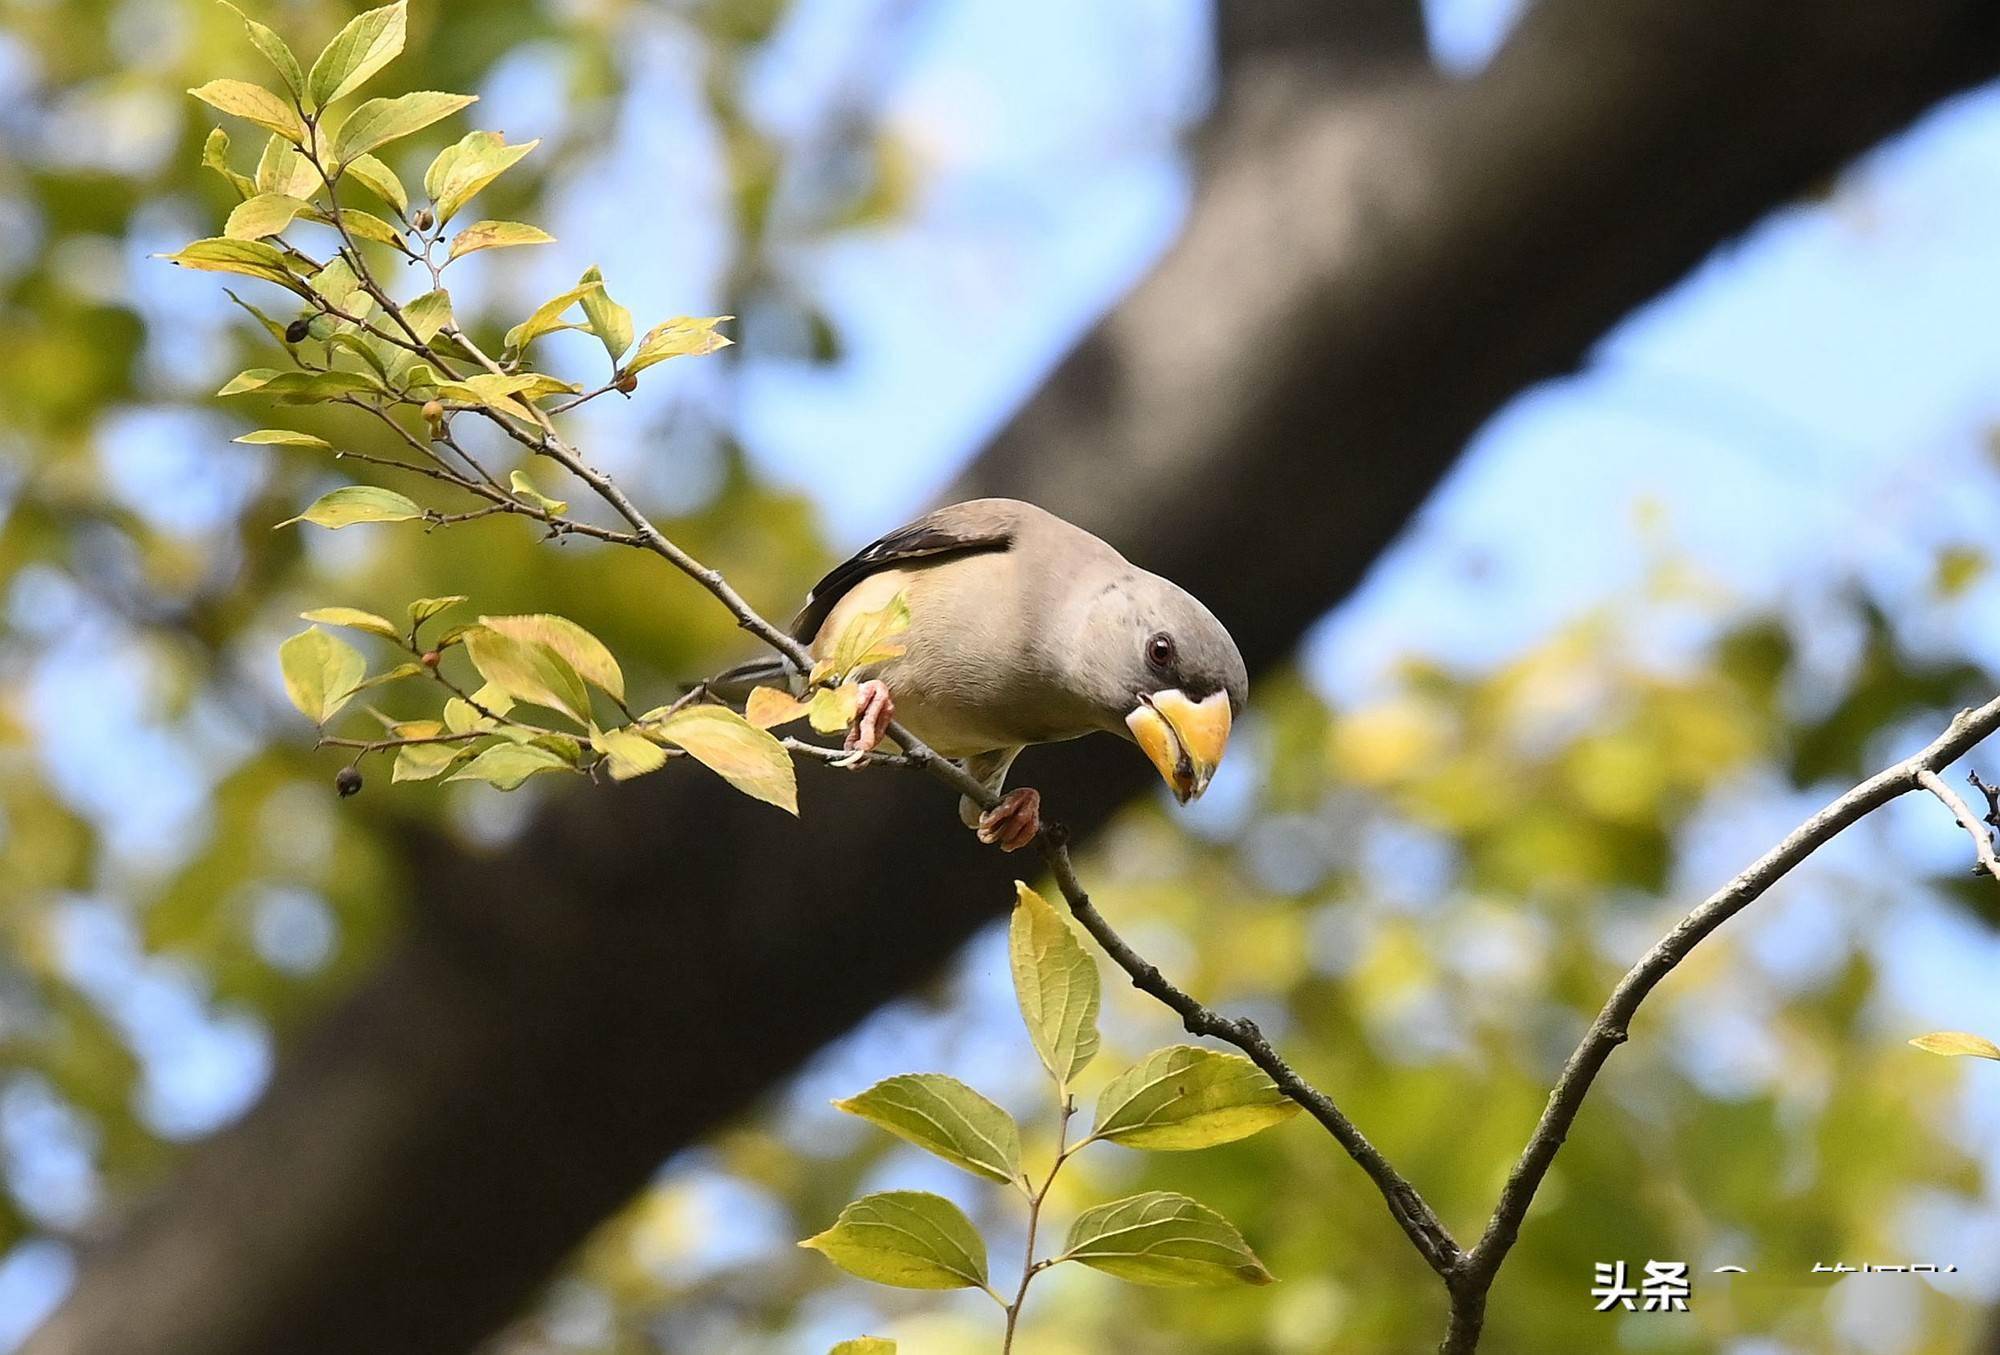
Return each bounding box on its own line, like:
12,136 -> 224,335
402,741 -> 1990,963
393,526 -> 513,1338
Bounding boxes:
717,498 -> 1247,850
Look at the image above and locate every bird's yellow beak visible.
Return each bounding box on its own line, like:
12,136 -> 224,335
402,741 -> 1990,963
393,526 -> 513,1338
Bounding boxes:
1125,689 -> 1232,804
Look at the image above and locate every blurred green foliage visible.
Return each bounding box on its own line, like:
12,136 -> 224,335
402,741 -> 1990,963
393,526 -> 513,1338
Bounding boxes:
3,2 -> 2000,1354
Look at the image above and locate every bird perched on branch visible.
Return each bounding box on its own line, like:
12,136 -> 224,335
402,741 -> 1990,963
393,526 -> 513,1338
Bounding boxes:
716,498 -> 1246,851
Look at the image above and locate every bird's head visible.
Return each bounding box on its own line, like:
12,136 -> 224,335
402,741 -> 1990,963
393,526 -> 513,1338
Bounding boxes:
1083,572 -> 1246,804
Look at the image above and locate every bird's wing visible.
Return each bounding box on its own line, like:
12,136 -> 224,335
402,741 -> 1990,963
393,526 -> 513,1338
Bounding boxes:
790,501 -> 1019,642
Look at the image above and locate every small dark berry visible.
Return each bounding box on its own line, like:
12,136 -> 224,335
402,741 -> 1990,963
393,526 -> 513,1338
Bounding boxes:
412,207 -> 435,232
614,372 -> 638,394
420,399 -> 445,423
285,317 -> 312,343
420,650 -> 441,668
335,766 -> 363,797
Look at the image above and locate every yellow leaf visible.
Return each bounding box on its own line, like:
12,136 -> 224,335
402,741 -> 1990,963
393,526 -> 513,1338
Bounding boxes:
808,684 -> 860,735
188,78 -> 305,143
277,486 -> 422,529
477,614 -> 622,702
593,725 -> 668,781
278,626 -> 366,724
1089,1046 -> 1299,1150
745,686 -> 810,729
825,594 -> 909,682
298,606 -> 401,640
653,705 -> 797,814
834,1074 -> 1024,1187
1909,1031 -> 2000,1060
446,219 -> 553,261
463,626 -> 591,725
800,1191 -> 987,1290
625,315 -> 733,376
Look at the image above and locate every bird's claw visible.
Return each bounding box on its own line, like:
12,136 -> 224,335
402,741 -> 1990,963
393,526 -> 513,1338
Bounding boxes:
976,787 -> 1041,853
842,679 -> 894,758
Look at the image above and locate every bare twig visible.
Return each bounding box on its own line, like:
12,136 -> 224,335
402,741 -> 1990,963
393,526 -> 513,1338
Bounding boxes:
1438,696 -> 2000,1352
1918,768 -> 2000,882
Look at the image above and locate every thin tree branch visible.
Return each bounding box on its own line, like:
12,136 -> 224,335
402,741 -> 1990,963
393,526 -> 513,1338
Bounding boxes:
1918,768 -> 2000,882
1439,695 -> 2000,1352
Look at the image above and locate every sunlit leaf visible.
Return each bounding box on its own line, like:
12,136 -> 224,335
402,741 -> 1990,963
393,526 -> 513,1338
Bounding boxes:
808,683 -> 860,735
652,705 -> 797,814
343,152 -> 408,215
233,429 -> 331,450
1059,1191 -> 1273,1287
220,2 -> 305,100
158,237 -> 304,294
188,79 -> 305,143
224,193 -> 312,241
393,741 -> 465,782
503,281 -> 600,353
446,220 -> 553,261
507,470 -> 567,515
278,626 -> 366,724
254,135 -> 319,199
250,370 -> 384,402
336,661 -> 425,697
324,206 -> 404,246
306,0 -> 407,107
403,289 -> 453,343
625,315 -> 733,376
1089,1046 -> 1300,1150
745,686 -> 810,730
1010,881 -> 1100,1091
592,725 -> 667,781
311,256 -> 361,310
407,595 -> 466,629
298,606 -> 400,640
444,741 -> 575,791
463,627 -> 592,725
834,1074 -> 1024,1187
278,486 -> 422,529
424,129 -> 539,224
826,594 -> 909,680
829,1340 -> 895,1355
800,1192 -> 988,1290
576,265 -> 633,360
476,614 -> 620,701
330,91 -> 477,164
202,127 -> 257,199
1909,1031 -> 2000,1061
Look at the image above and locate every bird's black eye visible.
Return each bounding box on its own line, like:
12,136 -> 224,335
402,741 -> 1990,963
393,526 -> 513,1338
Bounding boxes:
1146,632 -> 1176,670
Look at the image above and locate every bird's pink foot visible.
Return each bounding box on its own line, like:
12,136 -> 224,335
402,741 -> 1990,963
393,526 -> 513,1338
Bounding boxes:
844,679 -> 894,755
977,787 -> 1041,853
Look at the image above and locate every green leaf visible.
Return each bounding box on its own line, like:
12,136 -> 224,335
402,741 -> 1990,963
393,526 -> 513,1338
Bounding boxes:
343,152 -> 408,215
247,370 -> 384,402
407,594 -> 466,628
463,626 -> 592,725
1059,1192 -> 1273,1288
393,741 -> 465,782
298,606 -> 401,640
337,661 -> 426,697
188,78 -> 305,143
220,2 -> 305,101
201,127 -> 257,199
224,192 -> 312,241
234,429 -> 331,450
507,470 -> 567,516
1009,881 -> 1100,1092
472,614 -> 620,701
278,485 -> 422,529
503,282 -> 600,353
306,0 -> 407,107
424,129 -> 539,225
330,91 -> 477,164
158,238 -> 304,294
592,725 -> 668,781
652,705 -> 797,814
311,256 -> 362,310
625,315 -> 733,376
576,265 -> 633,361
403,289 -> 453,343
222,290 -> 292,345
278,626 -> 366,724
1909,1031 -> 2000,1060
1089,1046 -> 1300,1150
446,219 -> 553,262
254,135 -> 320,199
799,1192 -> 988,1291
829,1341 -> 895,1355
833,1074 -> 1024,1187
444,741 -> 575,791
218,368 -> 282,396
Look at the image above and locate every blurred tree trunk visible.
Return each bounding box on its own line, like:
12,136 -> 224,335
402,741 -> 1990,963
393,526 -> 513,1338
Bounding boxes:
28,2 -> 2000,1354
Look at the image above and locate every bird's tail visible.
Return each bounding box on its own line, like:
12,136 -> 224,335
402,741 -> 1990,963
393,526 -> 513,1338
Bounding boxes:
700,654 -> 801,706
